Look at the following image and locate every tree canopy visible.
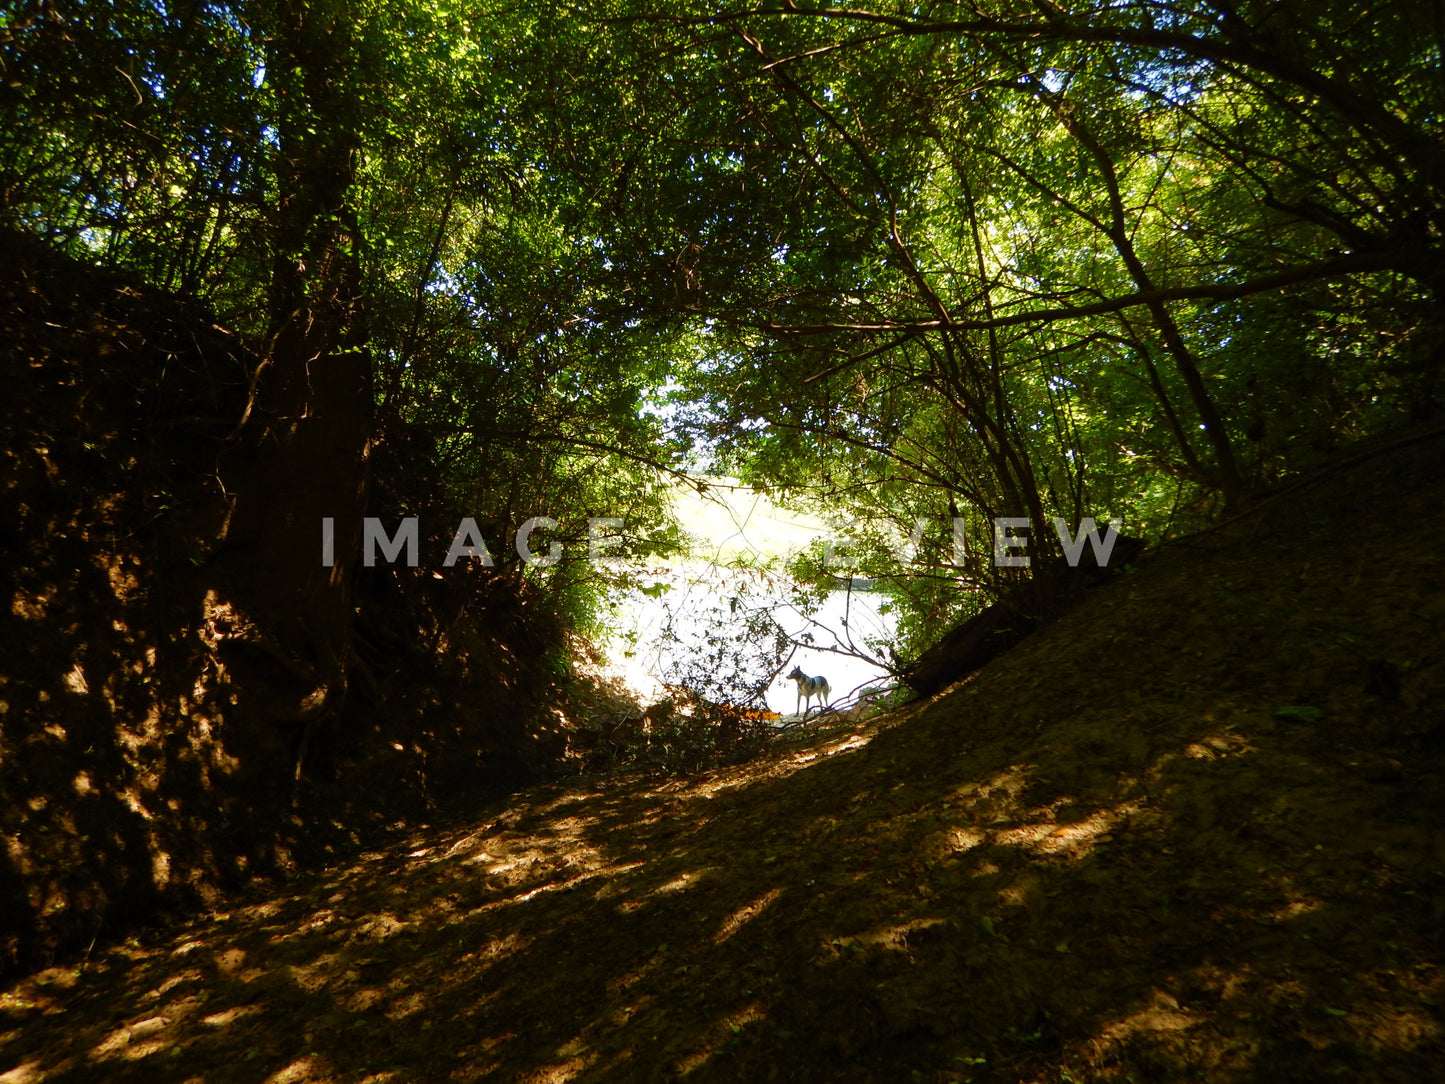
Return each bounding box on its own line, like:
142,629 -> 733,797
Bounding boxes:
3,0 -> 1439,690
6,0 -> 1439,560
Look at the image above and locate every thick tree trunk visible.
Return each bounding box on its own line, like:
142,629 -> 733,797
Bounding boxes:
216,0 -> 371,788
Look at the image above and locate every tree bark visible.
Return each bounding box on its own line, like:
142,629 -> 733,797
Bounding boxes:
217,0 -> 372,788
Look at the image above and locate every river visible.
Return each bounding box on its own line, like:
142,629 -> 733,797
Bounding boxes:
602,562 -> 897,717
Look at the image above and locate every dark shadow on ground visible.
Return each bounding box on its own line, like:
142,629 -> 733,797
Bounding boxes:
2,430 -> 1444,1082
0,228 -> 563,979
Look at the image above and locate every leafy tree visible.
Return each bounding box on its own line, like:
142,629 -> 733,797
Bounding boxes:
555,0 -> 1440,636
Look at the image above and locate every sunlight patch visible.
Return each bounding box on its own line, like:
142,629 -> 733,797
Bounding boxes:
715,888 -> 780,943
150,848 -> 170,888
118,786 -> 153,820
853,918 -> 950,956
1267,896 -> 1321,922
355,912 -> 408,943
685,776 -> 750,800
201,1004 -> 262,1028
150,968 -> 203,997
10,589 -> 47,620
520,1053 -> 597,1083
587,863 -> 651,899
385,990 -> 428,1021
788,732 -> 871,766
288,909 -> 344,938
991,822 -> 1055,848
1097,989 -> 1202,1046
91,1014 -> 172,1060
1032,804 -> 1136,858
654,871 -> 706,894
265,1056 -> 329,1083
212,946 -> 248,975
478,931 -> 531,961
62,663 -> 88,694
946,826 -> 986,855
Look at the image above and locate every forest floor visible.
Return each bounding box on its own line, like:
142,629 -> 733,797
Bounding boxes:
3,426 -> 1445,1082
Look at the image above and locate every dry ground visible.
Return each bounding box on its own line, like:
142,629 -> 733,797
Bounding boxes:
3,428 -> 1444,1082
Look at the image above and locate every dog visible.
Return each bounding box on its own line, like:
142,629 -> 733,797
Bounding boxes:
786,666 -> 831,718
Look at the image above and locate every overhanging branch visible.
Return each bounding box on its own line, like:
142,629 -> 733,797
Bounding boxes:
754,248 -> 1429,337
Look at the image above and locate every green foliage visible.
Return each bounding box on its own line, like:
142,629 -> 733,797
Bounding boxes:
5,0 -> 1440,661
551,0 -> 1442,637
653,576 -> 793,708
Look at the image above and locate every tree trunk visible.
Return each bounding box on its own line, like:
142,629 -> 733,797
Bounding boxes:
216,0 -> 372,789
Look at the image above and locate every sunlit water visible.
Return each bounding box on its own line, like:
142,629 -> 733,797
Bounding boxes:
602,563 -> 897,717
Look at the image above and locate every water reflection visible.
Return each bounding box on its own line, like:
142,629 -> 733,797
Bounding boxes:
604,563 -> 896,716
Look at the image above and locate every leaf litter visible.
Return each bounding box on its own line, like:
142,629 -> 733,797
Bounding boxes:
2,429 -> 1444,1081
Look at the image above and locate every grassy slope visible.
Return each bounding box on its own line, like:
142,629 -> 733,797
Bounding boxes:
2,429 -> 1443,1082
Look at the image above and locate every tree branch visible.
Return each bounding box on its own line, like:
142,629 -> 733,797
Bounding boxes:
753,248 -> 1430,336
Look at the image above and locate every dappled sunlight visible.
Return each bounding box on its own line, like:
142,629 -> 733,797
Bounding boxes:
1069,953 -> 1445,1080
923,771 -> 1141,866
351,912 -> 409,944
784,729 -> 874,766
670,1001 -> 769,1077
90,1013 -> 176,1062
534,1050 -> 598,1082
715,889 -> 780,943
147,968 -> 205,999
264,1055 -> 333,1083
384,989 -> 428,1022
826,918 -> 938,959
1183,729 -> 1255,759
1352,1005 -> 1443,1055
939,825 -> 987,855
6,671 -> 1445,1083
199,1004 -> 260,1028
1265,892 -> 1322,923
285,954 -> 348,994
653,870 -> 708,895
1091,988 -> 1208,1061
61,664 -> 88,695
3,144 -> 1444,1079
8,476 -> 1445,1084
1114,995 -> 1205,1046
1030,803 -> 1138,859
0,705 -> 932,1079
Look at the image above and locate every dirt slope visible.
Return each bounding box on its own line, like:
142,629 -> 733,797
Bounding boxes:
2,428 -> 1444,1082
0,232 -> 564,977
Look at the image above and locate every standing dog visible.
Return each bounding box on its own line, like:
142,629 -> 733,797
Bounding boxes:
786,666 -> 831,718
